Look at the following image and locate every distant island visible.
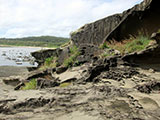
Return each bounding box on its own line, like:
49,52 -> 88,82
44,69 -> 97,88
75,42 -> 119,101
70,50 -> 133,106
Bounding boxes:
0,36 -> 70,48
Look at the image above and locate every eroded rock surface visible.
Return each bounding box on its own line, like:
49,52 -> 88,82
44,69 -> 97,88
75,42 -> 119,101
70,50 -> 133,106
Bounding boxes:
1,0 -> 160,120
71,0 -> 160,46
1,56 -> 160,120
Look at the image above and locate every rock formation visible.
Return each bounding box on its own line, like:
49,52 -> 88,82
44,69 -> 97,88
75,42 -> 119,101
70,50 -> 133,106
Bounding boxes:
1,0 -> 160,120
71,0 -> 160,46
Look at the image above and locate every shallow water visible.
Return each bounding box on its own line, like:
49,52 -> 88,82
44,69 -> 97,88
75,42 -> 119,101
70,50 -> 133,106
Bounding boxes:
0,47 -> 43,67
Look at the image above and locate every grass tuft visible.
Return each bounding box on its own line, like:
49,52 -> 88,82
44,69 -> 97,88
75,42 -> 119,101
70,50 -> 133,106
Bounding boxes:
21,79 -> 37,90
99,42 -> 109,49
63,45 -> 80,68
108,36 -> 151,54
100,52 -> 115,58
39,56 -> 57,70
59,82 -> 71,87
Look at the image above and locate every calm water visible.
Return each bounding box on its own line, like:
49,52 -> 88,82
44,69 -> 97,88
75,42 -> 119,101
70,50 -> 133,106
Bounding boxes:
0,47 -> 43,67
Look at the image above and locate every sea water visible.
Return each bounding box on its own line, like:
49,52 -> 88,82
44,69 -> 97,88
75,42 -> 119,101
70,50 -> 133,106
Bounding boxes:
0,47 -> 42,66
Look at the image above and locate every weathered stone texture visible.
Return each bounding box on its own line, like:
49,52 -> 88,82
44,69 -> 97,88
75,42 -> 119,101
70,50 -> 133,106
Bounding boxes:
71,14 -> 122,46
71,0 -> 160,46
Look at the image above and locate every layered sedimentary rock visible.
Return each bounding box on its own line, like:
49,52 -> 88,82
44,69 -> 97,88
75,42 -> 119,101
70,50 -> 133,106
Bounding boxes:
105,0 -> 160,42
71,0 -> 160,46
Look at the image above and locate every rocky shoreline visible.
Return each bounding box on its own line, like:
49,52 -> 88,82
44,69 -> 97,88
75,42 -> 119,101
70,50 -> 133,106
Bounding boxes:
0,61 -> 160,120
1,0 -> 160,120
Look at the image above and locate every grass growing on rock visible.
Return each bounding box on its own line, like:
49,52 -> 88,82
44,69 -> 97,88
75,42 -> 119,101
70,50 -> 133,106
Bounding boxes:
108,36 -> 151,54
63,45 -> 80,68
21,79 -> 37,90
100,52 -> 115,58
99,42 -> 109,49
59,82 -> 71,88
39,56 -> 57,70
44,56 -> 57,66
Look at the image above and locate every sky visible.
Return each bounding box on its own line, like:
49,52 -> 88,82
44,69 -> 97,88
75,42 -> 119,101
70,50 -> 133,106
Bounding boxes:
0,0 -> 143,38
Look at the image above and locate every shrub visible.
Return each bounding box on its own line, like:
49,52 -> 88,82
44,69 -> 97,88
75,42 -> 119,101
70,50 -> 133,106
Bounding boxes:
21,79 -> 37,90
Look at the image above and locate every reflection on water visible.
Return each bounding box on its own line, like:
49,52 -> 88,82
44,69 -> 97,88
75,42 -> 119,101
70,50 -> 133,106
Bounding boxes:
0,47 -> 42,67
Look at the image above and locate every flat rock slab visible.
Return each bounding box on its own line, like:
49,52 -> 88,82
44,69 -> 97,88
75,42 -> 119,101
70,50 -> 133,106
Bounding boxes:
54,65 -> 88,83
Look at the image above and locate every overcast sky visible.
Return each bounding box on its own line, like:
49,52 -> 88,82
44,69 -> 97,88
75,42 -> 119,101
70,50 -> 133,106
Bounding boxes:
0,0 -> 143,38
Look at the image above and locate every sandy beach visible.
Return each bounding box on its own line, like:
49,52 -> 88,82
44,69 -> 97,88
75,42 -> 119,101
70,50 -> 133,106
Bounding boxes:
0,66 -> 29,77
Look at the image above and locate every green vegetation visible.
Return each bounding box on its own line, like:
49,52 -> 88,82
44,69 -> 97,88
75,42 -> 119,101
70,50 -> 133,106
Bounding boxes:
63,45 -> 80,68
59,82 -> 71,88
108,36 -> 151,54
39,56 -> 57,70
0,36 -> 69,48
99,42 -> 109,49
39,46 -> 80,70
21,79 -> 37,90
60,41 -> 71,48
100,52 -> 115,58
45,56 -> 56,66
124,36 -> 151,53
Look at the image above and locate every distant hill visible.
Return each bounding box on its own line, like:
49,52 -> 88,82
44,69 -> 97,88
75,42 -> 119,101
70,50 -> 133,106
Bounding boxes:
0,36 -> 70,48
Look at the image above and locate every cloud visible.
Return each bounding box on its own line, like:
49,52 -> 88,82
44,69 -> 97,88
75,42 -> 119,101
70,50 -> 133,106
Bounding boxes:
0,0 -> 143,38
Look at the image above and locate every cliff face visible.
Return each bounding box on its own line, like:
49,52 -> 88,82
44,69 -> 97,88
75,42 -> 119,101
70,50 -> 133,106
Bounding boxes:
105,0 -> 160,42
71,14 -> 122,46
71,0 -> 160,46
